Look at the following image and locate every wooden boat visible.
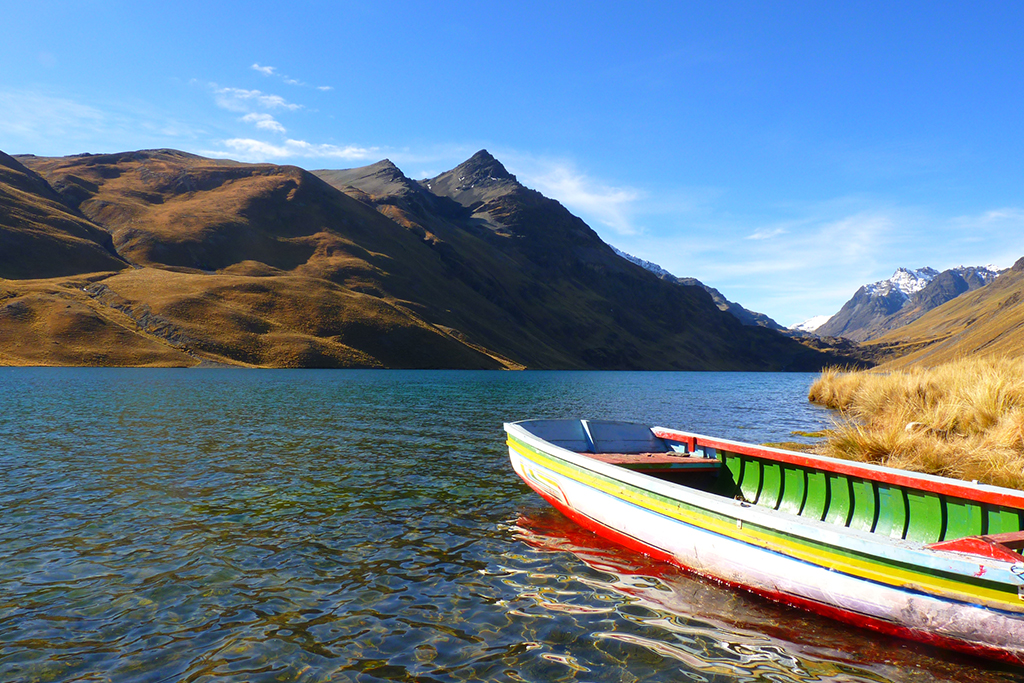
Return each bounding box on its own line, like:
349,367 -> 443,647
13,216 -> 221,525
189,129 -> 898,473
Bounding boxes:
504,419 -> 1024,664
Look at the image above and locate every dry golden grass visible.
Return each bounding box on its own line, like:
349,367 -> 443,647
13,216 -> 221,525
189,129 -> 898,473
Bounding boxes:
808,358 -> 1024,489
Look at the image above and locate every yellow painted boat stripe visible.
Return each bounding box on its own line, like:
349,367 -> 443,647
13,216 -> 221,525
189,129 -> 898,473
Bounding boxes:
509,437 -> 1022,611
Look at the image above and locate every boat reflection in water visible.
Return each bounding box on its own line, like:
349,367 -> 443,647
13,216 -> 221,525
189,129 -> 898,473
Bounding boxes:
510,510 -> 1024,683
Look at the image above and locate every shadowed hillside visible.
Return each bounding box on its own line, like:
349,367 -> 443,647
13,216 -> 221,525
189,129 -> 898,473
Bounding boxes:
317,150 -> 850,370
3,148 -> 854,370
0,152 -> 126,278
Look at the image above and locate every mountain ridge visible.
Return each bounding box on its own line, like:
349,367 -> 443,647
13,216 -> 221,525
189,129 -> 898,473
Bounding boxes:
611,246 -> 787,331
815,265 -> 1003,341
3,147 -> 856,370
868,258 -> 1024,368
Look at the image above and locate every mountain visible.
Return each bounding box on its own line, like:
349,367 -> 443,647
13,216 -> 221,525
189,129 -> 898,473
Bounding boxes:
2,147 -> 855,370
0,151 -> 126,278
317,150 -> 847,370
610,246 -> 787,331
868,258 -> 1024,368
815,266 -> 1003,342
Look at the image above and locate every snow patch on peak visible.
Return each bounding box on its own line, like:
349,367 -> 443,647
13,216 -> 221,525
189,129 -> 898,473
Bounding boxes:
792,315 -> 831,333
611,246 -> 676,278
951,264 -> 1004,282
863,267 -> 938,299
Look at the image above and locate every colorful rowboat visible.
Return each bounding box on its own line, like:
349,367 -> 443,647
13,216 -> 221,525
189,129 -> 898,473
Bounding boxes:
504,419 -> 1024,664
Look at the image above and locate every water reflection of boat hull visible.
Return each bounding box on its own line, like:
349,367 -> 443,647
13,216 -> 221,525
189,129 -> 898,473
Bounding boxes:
505,419 -> 1024,665
512,511 -> 958,678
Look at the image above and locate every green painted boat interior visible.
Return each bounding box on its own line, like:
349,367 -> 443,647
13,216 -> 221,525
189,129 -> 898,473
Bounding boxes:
711,450 -> 1024,542
516,420 -> 1024,544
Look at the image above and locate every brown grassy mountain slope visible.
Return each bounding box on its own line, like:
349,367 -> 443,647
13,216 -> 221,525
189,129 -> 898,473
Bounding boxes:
13,150 -> 516,368
6,148 -> 854,369
0,152 -> 126,278
316,150 -> 851,371
868,258 -> 1024,368
0,274 -> 194,367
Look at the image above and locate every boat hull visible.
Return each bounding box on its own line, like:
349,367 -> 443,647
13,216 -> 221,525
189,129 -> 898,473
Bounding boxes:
507,423 -> 1024,665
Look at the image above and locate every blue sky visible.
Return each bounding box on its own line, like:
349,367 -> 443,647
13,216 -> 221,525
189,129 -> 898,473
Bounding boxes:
3,1 -> 1023,326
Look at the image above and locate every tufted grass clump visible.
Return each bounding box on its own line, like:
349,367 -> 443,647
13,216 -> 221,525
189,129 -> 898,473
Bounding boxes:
808,358 -> 1024,489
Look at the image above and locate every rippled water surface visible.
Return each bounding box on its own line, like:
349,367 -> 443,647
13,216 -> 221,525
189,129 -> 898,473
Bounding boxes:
1,369 -> 1021,682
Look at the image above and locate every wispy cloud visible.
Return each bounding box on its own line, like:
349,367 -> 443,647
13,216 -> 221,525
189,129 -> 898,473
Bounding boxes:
206,138 -> 378,162
0,88 -> 203,155
610,198 -> 1024,328
746,227 -> 787,240
250,62 -> 332,91
0,89 -> 106,140
611,205 -> 918,326
213,86 -> 302,113
241,113 -> 285,134
504,155 -> 643,235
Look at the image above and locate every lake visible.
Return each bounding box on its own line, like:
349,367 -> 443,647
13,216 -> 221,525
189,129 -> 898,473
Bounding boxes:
1,369 -> 1020,682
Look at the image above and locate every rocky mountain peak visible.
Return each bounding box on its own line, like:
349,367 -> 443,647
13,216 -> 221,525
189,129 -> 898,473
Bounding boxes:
312,159 -> 423,200
458,150 -> 515,182
864,267 -> 939,300
419,150 -> 523,212
815,263 -> 1006,342
429,149 -> 518,194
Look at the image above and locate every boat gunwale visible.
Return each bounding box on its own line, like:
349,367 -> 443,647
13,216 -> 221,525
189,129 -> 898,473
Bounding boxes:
504,420 -> 1024,588
653,425 -> 1024,511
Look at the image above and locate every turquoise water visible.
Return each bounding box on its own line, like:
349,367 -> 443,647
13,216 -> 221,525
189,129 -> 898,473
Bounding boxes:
0,369 -> 1020,682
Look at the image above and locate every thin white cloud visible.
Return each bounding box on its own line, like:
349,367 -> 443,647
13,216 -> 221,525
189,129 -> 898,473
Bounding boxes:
241,113 -> 286,134
213,86 -> 302,113
613,207 -> 914,326
746,227 -> 787,240
611,199 -> 1024,328
507,157 -> 643,235
250,63 -> 316,88
208,138 -> 378,162
317,86 -> 333,91
0,89 -> 106,139
0,88 -> 204,155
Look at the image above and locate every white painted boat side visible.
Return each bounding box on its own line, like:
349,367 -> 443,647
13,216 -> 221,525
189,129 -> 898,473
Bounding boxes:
505,422 -> 1024,587
509,443 -> 1024,654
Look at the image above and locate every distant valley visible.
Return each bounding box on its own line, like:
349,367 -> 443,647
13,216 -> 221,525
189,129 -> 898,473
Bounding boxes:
606,245 -> 1024,369
0,148 -> 853,370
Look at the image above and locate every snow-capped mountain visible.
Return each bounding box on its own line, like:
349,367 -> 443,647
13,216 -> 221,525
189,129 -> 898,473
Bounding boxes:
863,267 -> 940,300
815,265 -> 1005,341
611,247 -> 675,279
